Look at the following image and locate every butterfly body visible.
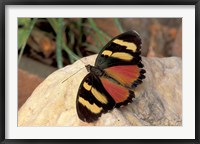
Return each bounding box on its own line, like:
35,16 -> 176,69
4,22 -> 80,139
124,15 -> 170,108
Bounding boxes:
85,65 -> 105,77
76,30 -> 146,123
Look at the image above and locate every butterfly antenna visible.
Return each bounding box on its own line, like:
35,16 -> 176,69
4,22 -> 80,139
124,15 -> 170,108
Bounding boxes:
62,66 -> 86,83
62,56 -> 90,83
78,57 -> 88,65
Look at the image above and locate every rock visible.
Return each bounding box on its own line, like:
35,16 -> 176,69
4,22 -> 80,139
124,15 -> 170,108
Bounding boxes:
18,69 -> 44,110
18,55 -> 182,126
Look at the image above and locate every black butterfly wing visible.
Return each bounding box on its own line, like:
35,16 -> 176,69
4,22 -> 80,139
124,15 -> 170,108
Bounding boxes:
95,30 -> 143,69
95,30 -> 145,89
76,73 -> 115,123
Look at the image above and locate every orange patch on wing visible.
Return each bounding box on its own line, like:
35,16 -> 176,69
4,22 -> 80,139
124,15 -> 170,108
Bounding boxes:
100,77 -> 129,103
104,65 -> 140,87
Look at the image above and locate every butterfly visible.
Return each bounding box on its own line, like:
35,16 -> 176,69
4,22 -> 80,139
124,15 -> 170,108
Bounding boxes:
76,30 -> 146,123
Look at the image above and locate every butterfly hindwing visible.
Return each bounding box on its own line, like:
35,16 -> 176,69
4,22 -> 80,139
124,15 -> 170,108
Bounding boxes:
100,76 -> 135,108
76,73 -> 115,122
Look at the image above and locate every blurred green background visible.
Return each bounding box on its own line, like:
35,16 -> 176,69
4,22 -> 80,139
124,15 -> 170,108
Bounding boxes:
18,18 -> 182,109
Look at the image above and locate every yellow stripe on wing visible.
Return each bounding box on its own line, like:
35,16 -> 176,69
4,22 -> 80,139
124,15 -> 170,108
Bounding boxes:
102,50 -> 113,56
83,82 -> 108,104
112,52 -> 133,61
113,39 -> 137,52
91,88 -> 108,104
78,97 -> 103,114
83,82 -> 92,91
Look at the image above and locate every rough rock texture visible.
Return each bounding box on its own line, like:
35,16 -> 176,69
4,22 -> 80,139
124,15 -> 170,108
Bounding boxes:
18,55 -> 182,126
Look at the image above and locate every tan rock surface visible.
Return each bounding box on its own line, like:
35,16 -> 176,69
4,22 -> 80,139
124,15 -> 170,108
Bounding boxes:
18,55 -> 182,126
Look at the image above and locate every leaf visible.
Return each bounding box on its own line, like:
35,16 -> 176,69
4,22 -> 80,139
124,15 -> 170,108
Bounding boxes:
18,18 -> 31,27
88,18 -> 106,46
18,28 -> 30,49
47,18 -> 59,33
18,18 -> 37,63
114,18 -> 124,33
56,18 -> 64,68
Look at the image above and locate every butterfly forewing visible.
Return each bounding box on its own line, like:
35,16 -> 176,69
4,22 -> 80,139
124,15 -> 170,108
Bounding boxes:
96,30 -> 145,88
95,30 -> 142,69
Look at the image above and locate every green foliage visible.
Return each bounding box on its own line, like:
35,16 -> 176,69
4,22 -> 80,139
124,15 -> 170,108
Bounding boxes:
114,18 -> 124,33
18,18 -> 37,63
18,28 -> 29,49
56,18 -> 63,68
18,18 -> 33,49
18,18 -> 124,68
